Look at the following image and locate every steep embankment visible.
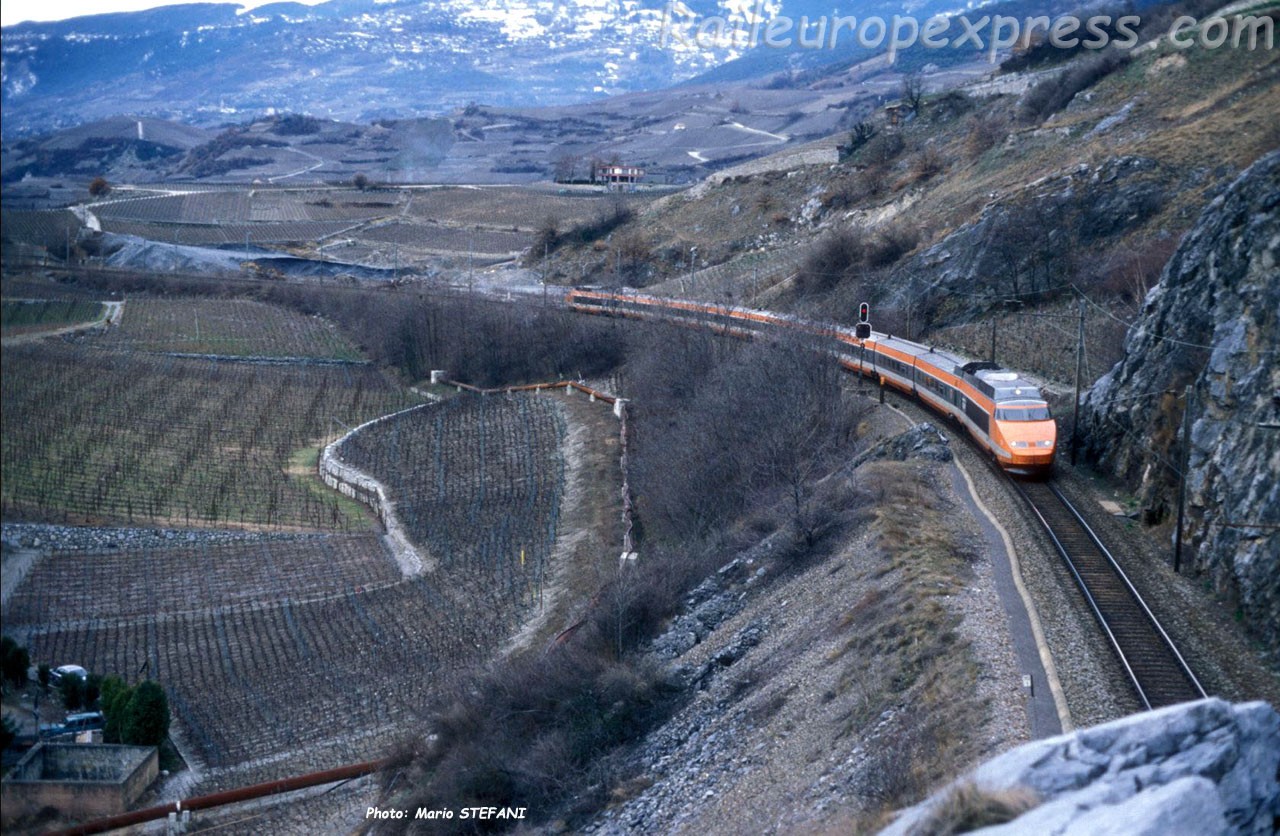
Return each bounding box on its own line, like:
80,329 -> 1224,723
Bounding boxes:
1080,151 -> 1279,662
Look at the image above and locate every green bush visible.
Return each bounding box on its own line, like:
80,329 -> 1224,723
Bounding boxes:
122,681 -> 170,746
100,677 -> 131,744
1,636 -> 30,689
60,674 -> 84,710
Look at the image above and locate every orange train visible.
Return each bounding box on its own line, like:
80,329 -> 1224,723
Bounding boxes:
566,288 -> 1057,475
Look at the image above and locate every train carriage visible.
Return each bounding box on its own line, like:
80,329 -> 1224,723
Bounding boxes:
566,288 -> 1057,475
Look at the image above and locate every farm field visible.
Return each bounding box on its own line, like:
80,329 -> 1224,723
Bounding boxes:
356,220 -> 531,256
1,299 -> 105,335
336,393 -> 565,618
1,335 -> 418,529
87,298 -> 363,359
2,393 -> 580,789
400,185 -> 639,230
2,532 -> 516,781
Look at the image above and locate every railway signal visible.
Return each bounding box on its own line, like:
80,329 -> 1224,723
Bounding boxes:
856,302 -> 871,339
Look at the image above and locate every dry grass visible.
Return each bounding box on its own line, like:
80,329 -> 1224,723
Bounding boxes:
911,781 -> 1040,835
818,461 -> 989,816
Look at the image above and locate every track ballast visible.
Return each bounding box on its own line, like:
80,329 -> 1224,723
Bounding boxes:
1012,479 -> 1206,709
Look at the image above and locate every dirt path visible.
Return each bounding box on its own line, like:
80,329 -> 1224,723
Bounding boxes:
502,391 -> 625,655
0,299 -> 124,347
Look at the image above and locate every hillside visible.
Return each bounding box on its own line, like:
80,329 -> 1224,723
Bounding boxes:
2,3 -> 1277,833
0,0 -> 971,141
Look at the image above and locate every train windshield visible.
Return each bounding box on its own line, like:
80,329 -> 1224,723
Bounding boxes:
996,406 -> 1052,421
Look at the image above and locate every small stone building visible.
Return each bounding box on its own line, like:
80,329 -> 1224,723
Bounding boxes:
599,164 -> 645,192
2,742 -> 158,822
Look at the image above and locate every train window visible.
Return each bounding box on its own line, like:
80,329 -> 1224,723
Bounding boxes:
965,397 -> 990,433
996,407 -> 1052,421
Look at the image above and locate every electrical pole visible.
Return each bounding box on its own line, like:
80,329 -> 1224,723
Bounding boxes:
989,304 -> 997,363
1174,384 -> 1193,573
1070,296 -> 1085,466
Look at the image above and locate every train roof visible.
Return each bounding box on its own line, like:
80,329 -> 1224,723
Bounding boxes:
872,333 -> 1044,403
871,334 -> 964,372
967,366 -> 1044,403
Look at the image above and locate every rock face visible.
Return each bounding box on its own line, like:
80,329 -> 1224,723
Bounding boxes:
889,156 -> 1169,313
1078,151 -> 1279,661
880,698 -> 1280,836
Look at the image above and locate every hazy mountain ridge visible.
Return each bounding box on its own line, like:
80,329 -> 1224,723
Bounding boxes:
1,0 -> 738,139
0,0 -> 991,141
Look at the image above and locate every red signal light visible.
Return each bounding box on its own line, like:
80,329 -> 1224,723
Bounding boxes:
859,303 -> 870,323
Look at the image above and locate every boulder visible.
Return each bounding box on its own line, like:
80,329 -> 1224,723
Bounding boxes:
880,698 -> 1280,835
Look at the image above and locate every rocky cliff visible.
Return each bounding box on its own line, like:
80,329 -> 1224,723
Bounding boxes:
880,698 -> 1280,835
1078,151 -> 1279,663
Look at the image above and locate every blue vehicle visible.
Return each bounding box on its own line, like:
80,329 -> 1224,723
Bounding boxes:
39,711 -> 104,739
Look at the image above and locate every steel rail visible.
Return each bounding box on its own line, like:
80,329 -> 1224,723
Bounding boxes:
1010,479 -> 1206,709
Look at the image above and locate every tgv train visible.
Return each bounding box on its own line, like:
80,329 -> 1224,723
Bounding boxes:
566,288 -> 1057,475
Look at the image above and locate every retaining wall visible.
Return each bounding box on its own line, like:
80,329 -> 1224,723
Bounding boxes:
318,403 -> 432,577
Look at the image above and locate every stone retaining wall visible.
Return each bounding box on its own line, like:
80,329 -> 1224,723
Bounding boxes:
318,403 -> 431,577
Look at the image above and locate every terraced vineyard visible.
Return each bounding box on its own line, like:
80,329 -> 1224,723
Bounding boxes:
3,394 -> 573,784
3,533 -> 518,778
88,298 -> 362,359
2,533 -> 404,625
336,393 -> 566,618
401,186 -> 632,229
97,218 -> 365,247
359,220 -> 530,255
1,343 -> 418,528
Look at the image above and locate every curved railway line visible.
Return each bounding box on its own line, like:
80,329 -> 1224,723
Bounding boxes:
1008,479 -> 1206,709
565,287 -> 1209,711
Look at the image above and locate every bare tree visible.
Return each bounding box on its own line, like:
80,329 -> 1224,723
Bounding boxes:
901,71 -> 926,116
553,154 -> 581,183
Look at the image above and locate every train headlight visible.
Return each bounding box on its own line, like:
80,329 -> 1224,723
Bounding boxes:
1039,440 -> 1054,447
1012,441 -> 1029,448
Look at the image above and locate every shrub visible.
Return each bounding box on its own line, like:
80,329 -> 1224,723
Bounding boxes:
60,674 -> 84,710
88,176 -> 111,198
913,782 -> 1040,834
842,121 -> 877,158
864,222 -> 920,268
1019,50 -> 1130,123
122,681 -> 170,746
1,715 -> 16,751
907,145 -> 947,184
965,117 -> 1007,160
1,636 -> 29,689
100,676 -> 131,744
860,132 -> 906,166
799,228 -> 867,293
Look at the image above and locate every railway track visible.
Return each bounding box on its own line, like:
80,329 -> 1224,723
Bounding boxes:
1011,479 -> 1206,709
